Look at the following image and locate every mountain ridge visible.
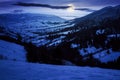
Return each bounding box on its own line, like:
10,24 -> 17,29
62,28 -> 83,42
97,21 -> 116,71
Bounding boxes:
73,5 -> 120,26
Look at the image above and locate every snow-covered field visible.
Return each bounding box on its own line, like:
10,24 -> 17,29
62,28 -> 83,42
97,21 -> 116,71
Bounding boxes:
0,40 -> 120,80
0,40 -> 26,61
0,60 -> 120,80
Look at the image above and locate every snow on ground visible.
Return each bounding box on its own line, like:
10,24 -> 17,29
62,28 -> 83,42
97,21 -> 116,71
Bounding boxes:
96,29 -> 105,35
100,51 -> 120,63
0,40 -> 26,61
0,60 -> 120,80
107,34 -> 120,38
94,49 -> 120,63
48,36 -> 65,46
78,46 -> 120,63
71,43 -> 80,48
78,46 -> 102,56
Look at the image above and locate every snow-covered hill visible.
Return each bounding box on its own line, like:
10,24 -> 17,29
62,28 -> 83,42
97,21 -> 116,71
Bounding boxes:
0,13 -> 75,46
0,13 -> 65,23
0,60 -> 120,80
78,46 -> 120,63
0,40 -> 26,61
0,13 -> 66,34
74,5 -> 120,25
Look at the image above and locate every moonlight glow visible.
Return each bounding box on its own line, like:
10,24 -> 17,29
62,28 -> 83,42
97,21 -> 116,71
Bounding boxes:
67,4 -> 75,12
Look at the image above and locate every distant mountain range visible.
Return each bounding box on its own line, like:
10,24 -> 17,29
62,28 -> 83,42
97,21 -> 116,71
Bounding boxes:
0,13 -> 65,22
0,13 -> 65,32
74,5 -> 120,23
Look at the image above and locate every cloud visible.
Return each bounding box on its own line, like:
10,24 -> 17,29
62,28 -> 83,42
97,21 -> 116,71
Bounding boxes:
13,2 -> 71,9
12,9 -> 24,13
13,2 -> 96,12
75,8 -> 96,12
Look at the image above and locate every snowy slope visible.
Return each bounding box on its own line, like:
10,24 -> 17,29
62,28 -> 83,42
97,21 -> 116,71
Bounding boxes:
0,13 -> 74,46
0,13 -> 65,23
0,40 -> 26,61
78,46 -> 120,63
0,13 -> 65,29
0,13 -> 65,34
0,13 -> 66,35
0,60 -> 120,80
74,5 -> 120,24
94,49 -> 120,63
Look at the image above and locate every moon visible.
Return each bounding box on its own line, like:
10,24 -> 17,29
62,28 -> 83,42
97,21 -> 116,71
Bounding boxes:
67,4 -> 75,12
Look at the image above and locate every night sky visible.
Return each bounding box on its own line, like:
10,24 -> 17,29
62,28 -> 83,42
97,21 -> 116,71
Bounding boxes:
0,0 -> 120,19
